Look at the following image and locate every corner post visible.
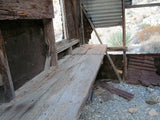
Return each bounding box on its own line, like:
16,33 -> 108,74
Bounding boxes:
0,30 -> 15,102
122,0 -> 127,81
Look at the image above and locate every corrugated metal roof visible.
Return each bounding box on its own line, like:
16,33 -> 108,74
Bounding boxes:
81,0 -> 132,28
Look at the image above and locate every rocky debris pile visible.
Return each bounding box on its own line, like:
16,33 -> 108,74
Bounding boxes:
79,82 -> 160,120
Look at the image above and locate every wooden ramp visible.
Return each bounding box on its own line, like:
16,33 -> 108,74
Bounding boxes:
0,45 -> 107,120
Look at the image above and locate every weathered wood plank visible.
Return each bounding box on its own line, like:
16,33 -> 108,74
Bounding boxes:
0,30 -> 15,102
107,47 -> 127,51
63,0 -> 81,39
43,19 -> 57,66
0,45 -> 107,120
0,20 -> 47,90
56,39 -> 79,53
0,0 -> 54,20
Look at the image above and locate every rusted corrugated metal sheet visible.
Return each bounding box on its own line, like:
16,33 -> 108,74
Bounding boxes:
81,0 -> 132,28
126,54 -> 160,86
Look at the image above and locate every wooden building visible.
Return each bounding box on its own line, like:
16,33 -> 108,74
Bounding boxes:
0,0 -> 160,120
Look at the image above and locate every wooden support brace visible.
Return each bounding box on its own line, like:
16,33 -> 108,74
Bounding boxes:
81,5 -> 122,82
126,3 -> 160,9
122,0 -> 127,81
0,30 -> 15,102
107,47 -> 127,51
80,3 -> 85,44
43,19 -> 58,67
81,5 -> 103,44
106,53 -> 122,82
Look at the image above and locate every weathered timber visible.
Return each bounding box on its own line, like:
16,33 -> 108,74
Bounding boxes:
80,3 -> 85,44
63,0 -> 81,39
0,30 -> 15,102
106,53 -> 122,82
126,3 -> 160,8
107,47 -> 127,51
0,20 -> 47,90
43,19 -> 57,66
81,4 -> 103,44
0,45 -> 107,120
122,0 -> 127,81
56,39 -> 79,53
0,0 -> 54,20
81,4 -> 122,82
99,82 -> 134,101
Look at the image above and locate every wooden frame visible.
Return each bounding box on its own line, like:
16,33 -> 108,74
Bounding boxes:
0,0 -> 54,20
43,19 -> 58,67
122,0 -> 127,81
126,3 -> 160,9
0,30 -> 15,102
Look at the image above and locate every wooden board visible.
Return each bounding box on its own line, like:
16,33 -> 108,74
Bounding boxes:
0,0 -> 54,20
0,45 -> 107,120
0,30 -> 15,102
0,20 -> 47,90
43,19 -> 57,66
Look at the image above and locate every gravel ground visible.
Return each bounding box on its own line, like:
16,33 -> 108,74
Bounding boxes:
79,82 -> 160,120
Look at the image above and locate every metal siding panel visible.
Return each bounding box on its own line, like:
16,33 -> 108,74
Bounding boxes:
82,0 -> 132,28
82,0 -> 122,28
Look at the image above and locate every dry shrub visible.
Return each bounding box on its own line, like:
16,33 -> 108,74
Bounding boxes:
135,24 -> 160,43
140,33 -> 160,53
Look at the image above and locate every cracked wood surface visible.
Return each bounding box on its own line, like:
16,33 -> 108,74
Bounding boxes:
0,0 -> 54,20
0,45 -> 107,120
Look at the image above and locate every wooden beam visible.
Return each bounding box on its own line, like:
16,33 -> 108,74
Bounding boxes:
122,0 -> 127,81
106,53 -> 122,82
81,5 -> 122,82
107,47 -> 127,51
126,3 -> 160,9
0,0 -> 54,20
0,30 -> 15,102
63,0 -> 81,40
80,3 -> 85,44
56,39 -> 79,54
59,0 -> 69,39
43,19 -> 57,67
81,4 -> 103,44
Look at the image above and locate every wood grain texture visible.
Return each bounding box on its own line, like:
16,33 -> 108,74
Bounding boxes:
64,0 -> 81,39
0,30 -> 15,102
0,20 -> 47,90
43,19 -> 57,66
0,45 -> 107,120
0,0 -> 54,20
56,39 -> 79,53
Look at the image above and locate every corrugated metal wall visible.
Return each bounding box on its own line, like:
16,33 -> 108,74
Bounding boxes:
81,0 -> 132,28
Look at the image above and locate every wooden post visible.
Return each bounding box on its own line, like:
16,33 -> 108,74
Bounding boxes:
81,5 -> 103,44
80,3 -> 85,44
59,0 -> 69,39
81,5 -> 122,82
122,0 -> 127,81
0,30 -> 15,102
43,19 -> 58,67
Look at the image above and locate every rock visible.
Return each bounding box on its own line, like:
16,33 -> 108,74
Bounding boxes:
128,108 -> 138,114
149,109 -> 158,116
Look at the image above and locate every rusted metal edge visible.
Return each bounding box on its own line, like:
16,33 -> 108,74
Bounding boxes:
99,82 -> 134,101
